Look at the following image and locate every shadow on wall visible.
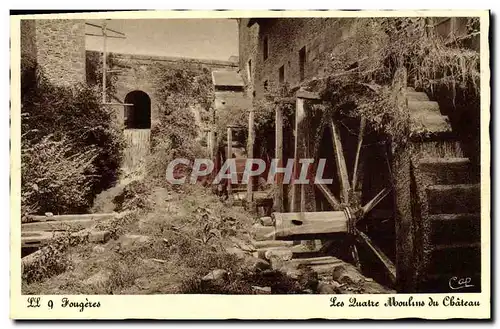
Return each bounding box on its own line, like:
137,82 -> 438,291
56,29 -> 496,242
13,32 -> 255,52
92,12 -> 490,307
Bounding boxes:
124,90 -> 151,129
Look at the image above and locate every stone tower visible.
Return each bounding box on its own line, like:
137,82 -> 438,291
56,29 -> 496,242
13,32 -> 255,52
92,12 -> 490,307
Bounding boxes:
20,19 -> 86,87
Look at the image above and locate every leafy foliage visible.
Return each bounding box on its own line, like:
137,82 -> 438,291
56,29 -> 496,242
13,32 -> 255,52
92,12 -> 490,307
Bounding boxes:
85,51 -> 119,99
21,61 -> 125,218
146,65 -> 213,185
22,230 -> 90,284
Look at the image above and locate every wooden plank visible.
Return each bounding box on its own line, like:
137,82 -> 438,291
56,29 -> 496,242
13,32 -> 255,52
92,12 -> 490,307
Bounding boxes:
290,256 -> 342,266
330,121 -> 351,203
28,212 -> 117,223
273,211 -> 348,239
357,230 -> 397,285
296,90 -> 322,100
274,105 -> 284,212
22,219 -> 96,232
247,107 -> 255,204
316,183 -> 342,210
21,230 -> 110,248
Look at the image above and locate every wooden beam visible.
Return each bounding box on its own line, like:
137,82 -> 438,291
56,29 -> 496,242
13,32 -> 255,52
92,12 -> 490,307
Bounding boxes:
359,187 -> 392,221
357,230 -> 397,285
316,183 -> 342,210
291,98 -> 306,212
352,117 -> 366,189
330,121 -> 351,203
273,211 -> 348,240
296,89 -> 322,100
274,105 -> 284,212
247,108 -> 255,204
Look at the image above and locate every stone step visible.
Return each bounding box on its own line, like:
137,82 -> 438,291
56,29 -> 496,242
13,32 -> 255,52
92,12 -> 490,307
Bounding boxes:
408,100 -> 441,114
406,91 -> 430,101
427,184 -> 480,214
428,213 -> 481,245
427,242 -> 481,275
417,157 -> 474,185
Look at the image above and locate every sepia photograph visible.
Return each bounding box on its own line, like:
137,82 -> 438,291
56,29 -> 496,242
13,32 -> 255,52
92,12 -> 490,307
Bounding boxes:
10,10 -> 490,319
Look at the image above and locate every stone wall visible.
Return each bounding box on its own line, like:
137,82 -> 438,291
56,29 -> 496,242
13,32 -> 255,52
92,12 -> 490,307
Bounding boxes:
239,18 -> 356,98
20,20 -> 37,67
88,51 -> 238,128
238,17 -> 474,99
26,19 -> 87,87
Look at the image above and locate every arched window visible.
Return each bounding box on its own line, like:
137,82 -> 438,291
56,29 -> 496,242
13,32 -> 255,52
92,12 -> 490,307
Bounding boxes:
124,90 -> 151,129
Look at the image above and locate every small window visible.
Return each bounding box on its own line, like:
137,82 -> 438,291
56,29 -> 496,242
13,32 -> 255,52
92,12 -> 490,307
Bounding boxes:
263,80 -> 268,91
247,59 -> 252,82
278,65 -> 285,84
299,46 -> 306,81
263,36 -> 269,60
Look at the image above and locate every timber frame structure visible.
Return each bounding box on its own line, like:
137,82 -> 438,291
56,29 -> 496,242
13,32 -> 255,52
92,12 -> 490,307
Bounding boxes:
260,68 -> 481,292
208,67 -> 481,293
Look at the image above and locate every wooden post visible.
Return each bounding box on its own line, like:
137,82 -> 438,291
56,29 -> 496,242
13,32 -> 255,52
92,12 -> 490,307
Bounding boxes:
291,97 -> 306,212
101,22 -> 107,104
226,126 -> 232,197
274,105 -> 284,212
246,107 -> 255,205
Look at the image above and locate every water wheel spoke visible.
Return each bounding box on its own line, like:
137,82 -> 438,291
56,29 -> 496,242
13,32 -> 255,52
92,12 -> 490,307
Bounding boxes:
330,120 -> 350,203
316,182 -> 342,210
359,187 -> 391,219
352,117 -> 366,189
356,229 -> 396,285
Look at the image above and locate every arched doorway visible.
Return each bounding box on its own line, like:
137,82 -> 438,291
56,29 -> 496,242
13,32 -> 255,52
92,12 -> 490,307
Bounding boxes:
124,90 -> 151,129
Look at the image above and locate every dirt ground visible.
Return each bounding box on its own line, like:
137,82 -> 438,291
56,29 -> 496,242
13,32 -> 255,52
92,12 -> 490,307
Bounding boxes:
22,182 -> 394,295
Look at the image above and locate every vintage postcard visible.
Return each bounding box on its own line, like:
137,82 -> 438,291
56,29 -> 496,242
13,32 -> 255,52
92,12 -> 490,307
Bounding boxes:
10,10 -> 490,320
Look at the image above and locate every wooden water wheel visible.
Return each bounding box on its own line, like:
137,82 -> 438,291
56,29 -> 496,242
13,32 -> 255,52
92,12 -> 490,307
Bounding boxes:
271,86 -> 480,293
316,115 -> 397,285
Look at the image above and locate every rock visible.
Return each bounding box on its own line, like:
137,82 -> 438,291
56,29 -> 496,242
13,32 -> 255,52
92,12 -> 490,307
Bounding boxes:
84,270 -> 110,288
44,212 -> 53,217
260,216 -> 273,226
201,269 -> 229,285
251,224 -> 275,241
317,282 -> 340,294
241,256 -> 271,272
251,258 -> 272,272
225,247 -> 248,260
252,286 -> 271,294
92,245 -> 106,253
264,248 -> 293,270
332,263 -> 365,285
298,268 -> 319,291
119,234 -> 151,248
229,237 -> 255,252
264,248 -> 293,261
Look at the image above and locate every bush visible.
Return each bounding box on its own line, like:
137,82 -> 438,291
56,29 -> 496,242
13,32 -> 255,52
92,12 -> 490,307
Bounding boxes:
21,62 -> 125,217
21,135 -> 98,218
146,65 -> 212,186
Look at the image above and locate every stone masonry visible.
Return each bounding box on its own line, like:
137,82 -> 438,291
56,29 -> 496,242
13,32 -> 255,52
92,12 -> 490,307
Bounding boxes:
21,19 -> 86,87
